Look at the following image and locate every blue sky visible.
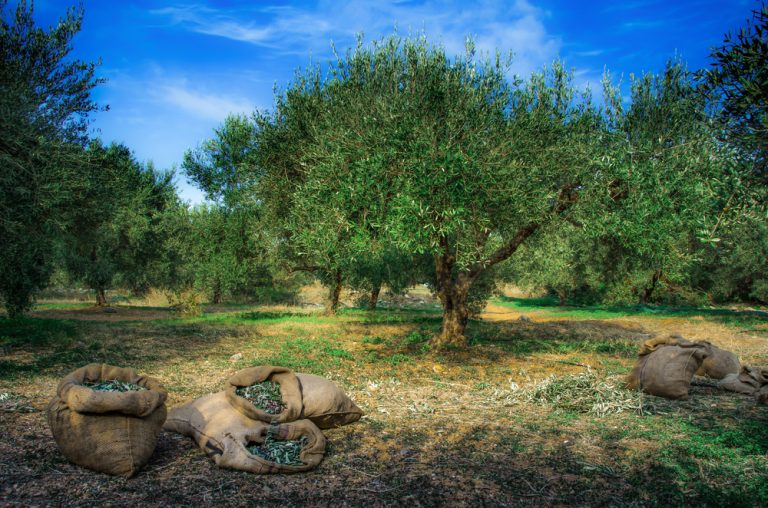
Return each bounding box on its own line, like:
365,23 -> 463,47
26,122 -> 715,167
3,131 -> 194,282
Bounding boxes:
29,0 -> 754,204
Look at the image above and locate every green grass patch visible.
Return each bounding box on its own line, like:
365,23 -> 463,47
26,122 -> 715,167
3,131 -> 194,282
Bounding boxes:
494,296 -> 768,328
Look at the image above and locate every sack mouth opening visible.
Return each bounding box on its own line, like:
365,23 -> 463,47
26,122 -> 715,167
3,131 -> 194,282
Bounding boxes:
243,435 -> 309,466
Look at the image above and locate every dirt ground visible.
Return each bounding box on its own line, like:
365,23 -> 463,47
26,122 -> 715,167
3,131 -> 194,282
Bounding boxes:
1,297 -> 767,506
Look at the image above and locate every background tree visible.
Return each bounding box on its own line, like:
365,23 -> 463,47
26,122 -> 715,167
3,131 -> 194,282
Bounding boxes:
0,1 -> 103,316
503,223 -> 604,306
595,62 -> 729,305
62,141 -> 177,305
182,114 -> 280,304
701,2 -> 768,188
183,114 -> 260,209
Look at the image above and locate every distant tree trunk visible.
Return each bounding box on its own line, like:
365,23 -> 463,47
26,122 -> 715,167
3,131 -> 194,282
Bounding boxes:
639,270 -> 662,305
96,288 -> 107,307
326,270 -> 343,316
367,282 -> 381,310
211,279 -> 222,304
556,289 -> 568,306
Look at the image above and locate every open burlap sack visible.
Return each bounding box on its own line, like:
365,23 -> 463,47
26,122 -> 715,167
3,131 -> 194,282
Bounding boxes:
627,338 -> 710,399
718,366 -> 768,395
47,363 -> 167,477
296,373 -> 363,429
226,366 -> 363,428
225,366 -> 304,424
164,392 -> 326,473
695,342 -> 740,380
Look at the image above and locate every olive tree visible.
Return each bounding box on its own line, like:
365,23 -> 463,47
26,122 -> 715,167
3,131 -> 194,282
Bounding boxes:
253,37 -> 602,344
0,1 -> 103,316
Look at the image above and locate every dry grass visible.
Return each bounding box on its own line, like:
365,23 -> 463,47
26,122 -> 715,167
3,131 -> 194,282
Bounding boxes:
1,294 -> 767,506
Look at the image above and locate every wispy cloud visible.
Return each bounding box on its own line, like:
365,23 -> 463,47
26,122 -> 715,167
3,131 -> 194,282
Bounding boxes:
155,80 -> 254,121
152,0 -> 562,77
573,49 -> 607,57
622,19 -> 668,30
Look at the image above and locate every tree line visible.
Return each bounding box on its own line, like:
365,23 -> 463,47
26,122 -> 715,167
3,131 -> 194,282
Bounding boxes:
2,1 -> 766,348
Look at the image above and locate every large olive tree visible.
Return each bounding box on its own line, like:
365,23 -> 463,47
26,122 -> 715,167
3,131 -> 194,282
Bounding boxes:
253,37 -> 603,344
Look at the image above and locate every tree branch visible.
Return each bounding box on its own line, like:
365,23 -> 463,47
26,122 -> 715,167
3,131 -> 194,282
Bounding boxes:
466,183 -> 580,279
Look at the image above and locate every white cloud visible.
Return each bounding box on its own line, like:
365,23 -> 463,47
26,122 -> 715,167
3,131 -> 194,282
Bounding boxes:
153,0 -> 563,76
155,81 -> 254,121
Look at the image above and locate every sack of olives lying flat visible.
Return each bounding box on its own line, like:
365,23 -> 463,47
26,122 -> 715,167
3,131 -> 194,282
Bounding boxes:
47,363 -> 167,477
226,366 -> 363,429
164,392 -> 326,473
626,336 -> 710,400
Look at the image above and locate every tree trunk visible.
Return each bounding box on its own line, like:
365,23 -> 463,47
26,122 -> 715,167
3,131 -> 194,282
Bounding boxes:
639,270 -> 662,305
96,288 -> 107,307
326,270 -> 343,316
212,279 -> 222,305
430,250 -> 472,349
557,290 -> 567,307
367,282 -> 381,310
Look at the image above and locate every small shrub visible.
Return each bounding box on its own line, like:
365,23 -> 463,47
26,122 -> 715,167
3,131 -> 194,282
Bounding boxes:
168,289 -> 203,316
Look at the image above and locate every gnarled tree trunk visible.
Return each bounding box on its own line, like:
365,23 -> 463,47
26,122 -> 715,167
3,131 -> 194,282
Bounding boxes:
428,186 -> 576,350
96,288 -> 107,307
639,269 -> 662,305
367,282 -> 381,310
325,270 -> 343,316
430,250 -> 472,349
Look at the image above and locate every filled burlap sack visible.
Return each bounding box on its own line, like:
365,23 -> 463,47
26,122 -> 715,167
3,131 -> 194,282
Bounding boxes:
296,373 -> 363,429
627,338 -> 709,399
756,384 -> 768,405
718,366 -> 768,395
226,366 -> 363,428
47,363 -> 167,477
164,392 -> 326,473
696,344 -> 740,379
225,366 -> 304,424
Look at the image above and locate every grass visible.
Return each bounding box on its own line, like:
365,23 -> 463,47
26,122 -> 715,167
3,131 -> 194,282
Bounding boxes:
1,296 -> 767,506
495,295 -> 768,328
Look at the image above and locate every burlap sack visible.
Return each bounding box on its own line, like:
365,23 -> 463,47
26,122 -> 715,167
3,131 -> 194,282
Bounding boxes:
47,363 -> 167,477
718,366 -> 768,395
296,373 -> 363,429
226,366 -> 363,428
225,366 -> 304,423
627,339 -> 709,399
756,385 -> 768,405
164,392 -> 325,473
695,342 -> 740,379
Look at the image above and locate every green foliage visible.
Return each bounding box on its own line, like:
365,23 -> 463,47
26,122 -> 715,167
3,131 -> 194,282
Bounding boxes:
701,3 -> 768,187
246,435 -> 307,466
170,204 -> 279,303
182,114 -> 260,208
0,1 -> 103,316
695,216 -> 768,303
253,35 -> 601,344
82,379 -> 146,392
61,141 -> 178,303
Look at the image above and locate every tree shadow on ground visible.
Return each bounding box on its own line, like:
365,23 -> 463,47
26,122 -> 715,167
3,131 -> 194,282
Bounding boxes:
0,317 -> 244,381
6,405 -> 764,507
